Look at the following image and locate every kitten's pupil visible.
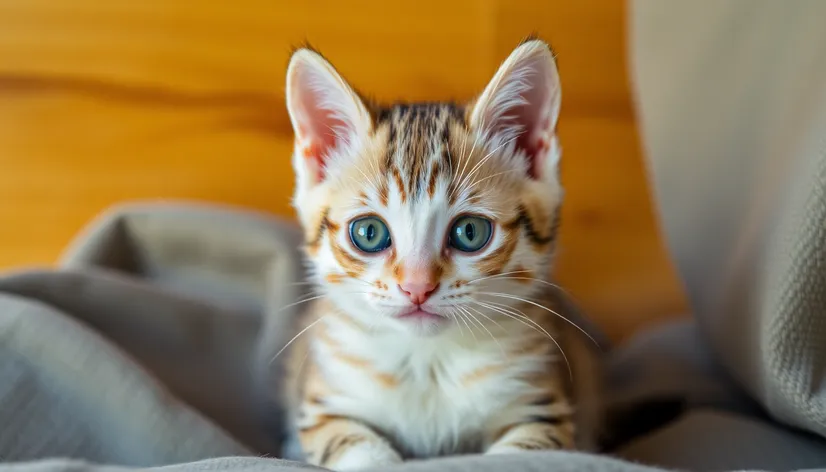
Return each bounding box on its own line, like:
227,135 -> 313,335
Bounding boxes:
464,223 -> 476,241
359,224 -> 375,241
457,223 -> 476,241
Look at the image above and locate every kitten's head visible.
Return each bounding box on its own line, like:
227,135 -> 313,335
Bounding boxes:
286,39 -> 563,336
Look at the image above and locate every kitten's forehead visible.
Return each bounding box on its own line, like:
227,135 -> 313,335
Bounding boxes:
374,103 -> 467,202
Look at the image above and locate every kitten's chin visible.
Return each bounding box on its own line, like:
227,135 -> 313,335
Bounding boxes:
393,308 -> 450,337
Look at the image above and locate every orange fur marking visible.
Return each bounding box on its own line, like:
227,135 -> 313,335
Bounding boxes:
374,372 -> 399,389
460,364 -> 505,387
329,311 -> 367,332
337,353 -> 399,388
430,261 -> 444,281
298,415 -> 336,434
338,352 -> 371,368
383,248 -> 397,269
392,167 -> 406,202
510,266 -> 535,284
329,234 -> 366,278
326,273 -> 345,284
305,207 -> 331,255
475,227 -> 519,276
326,218 -> 341,233
315,327 -> 341,349
302,141 -> 326,181
427,160 -> 440,197
378,180 -> 389,207
392,263 -> 404,282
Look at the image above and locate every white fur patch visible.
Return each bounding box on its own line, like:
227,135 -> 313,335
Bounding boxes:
313,317 -> 559,458
331,441 -> 403,471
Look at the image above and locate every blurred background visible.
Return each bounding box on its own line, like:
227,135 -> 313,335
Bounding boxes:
0,0 -> 687,342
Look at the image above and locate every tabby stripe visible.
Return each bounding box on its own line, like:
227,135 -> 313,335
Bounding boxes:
546,433 -> 563,448
507,205 -> 557,247
392,166 -> 406,202
306,207 -> 331,249
319,433 -> 367,466
528,414 -> 569,426
299,414 -> 340,433
530,395 -> 557,406
509,440 -> 550,451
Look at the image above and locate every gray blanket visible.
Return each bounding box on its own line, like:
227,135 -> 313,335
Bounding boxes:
2,201 -> 826,472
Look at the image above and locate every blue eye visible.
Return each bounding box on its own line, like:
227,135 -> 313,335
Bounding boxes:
349,216 -> 392,253
449,216 -> 493,252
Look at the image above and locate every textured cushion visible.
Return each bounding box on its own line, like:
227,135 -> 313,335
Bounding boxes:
618,409 -> 826,471
631,0 -> 826,438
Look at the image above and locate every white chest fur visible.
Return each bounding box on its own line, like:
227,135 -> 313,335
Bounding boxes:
311,317 -> 552,458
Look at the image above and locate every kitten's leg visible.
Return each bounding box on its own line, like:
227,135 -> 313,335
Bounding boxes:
284,313 -> 403,470
299,415 -> 402,471
485,421 -> 575,454
484,398 -> 576,454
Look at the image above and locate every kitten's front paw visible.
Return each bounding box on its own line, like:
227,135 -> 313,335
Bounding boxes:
485,444 -> 527,455
330,442 -> 403,471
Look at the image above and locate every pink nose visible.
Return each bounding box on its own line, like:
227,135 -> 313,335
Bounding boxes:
398,281 -> 439,305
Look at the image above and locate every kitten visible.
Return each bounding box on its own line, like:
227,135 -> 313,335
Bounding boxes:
280,38 -> 602,470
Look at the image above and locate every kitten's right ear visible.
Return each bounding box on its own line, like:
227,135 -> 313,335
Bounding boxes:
286,48 -> 371,186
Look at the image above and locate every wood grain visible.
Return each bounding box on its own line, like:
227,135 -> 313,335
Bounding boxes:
0,0 -> 687,341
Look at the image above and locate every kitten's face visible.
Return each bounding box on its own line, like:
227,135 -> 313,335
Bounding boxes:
286,40 -> 562,336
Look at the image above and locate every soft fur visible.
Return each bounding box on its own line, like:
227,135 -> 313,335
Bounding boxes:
280,38 -> 601,471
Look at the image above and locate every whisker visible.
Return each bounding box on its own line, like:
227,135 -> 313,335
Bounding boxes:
458,134 -> 520,194
323,125 -> 379,192
455,308 -> 477,342
279,289 -> 378,313
365,153 -> 382,186
461,305 -> 505,356
277,294 -> 327,312
464,304 -> 507,333
478,292 -> 600,349
466,269 -> 536,284
467,272 -> 577,299
457,305 -> 485,336
450,120 -> 488,201
473,300 -> 572,381
268,315 -> 327,364
474,300 -> 554,343
453,128 -> 468,187
447,308 -> 465,338
464,169 -> 521,194
345,276 -> 379,287
453,128 -> 476,190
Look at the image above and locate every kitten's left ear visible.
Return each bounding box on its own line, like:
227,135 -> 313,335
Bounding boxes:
469,39 -> 561,179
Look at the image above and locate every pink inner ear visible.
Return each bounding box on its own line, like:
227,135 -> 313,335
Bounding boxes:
518,134 -> 550,180
483,56 -> 557,180
510,86 -> 554,180
294,77 -> 355,182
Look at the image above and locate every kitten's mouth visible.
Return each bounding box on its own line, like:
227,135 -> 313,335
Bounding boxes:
397,307 -> 443,321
